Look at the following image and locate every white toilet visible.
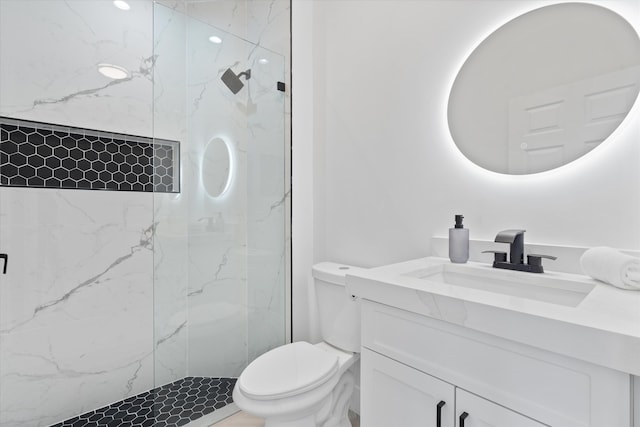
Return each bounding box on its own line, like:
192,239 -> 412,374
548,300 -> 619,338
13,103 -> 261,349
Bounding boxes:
232,262 -> 362,427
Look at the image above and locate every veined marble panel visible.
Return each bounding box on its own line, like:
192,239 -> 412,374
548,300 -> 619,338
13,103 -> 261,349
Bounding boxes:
186,1 -> 249,41
153,195 -> 189,386
0,1 -> 159,425
186,0 -> 290,56
247,0 -> 291,56
246,248 -> 286,363
152,3 -> 190,387
246,43 -> 287,362
183,6 -> 288,373
187,229 -> 249,377
0,188 -> 155,426
153,4 -> 188,142
154,0 -> 290,384
0,0 -> 154,137
184,15 -> 253,377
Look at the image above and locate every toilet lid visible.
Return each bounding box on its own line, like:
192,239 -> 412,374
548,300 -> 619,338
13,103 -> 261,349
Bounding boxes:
238,342 -> 339,401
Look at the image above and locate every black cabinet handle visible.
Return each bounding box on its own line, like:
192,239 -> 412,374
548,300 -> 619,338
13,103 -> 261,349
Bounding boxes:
436,400 -> 446,427
0,254 -> 6,274
459,411 -> 469,427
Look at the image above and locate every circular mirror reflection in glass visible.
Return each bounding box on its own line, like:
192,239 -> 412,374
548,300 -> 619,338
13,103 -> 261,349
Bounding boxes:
202,137 -> 232,198
448,3 -> 640,175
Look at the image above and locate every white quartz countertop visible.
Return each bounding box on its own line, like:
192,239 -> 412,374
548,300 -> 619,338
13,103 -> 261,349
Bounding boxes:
346,257 -> 640,376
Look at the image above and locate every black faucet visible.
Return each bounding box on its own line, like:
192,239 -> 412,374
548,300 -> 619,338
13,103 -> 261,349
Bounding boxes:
496,229 -> 525,265
483,229 -> 556,273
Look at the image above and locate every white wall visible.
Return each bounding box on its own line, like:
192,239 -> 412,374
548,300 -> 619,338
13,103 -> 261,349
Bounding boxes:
292,0 -> 321,344
292,0 -> 640,341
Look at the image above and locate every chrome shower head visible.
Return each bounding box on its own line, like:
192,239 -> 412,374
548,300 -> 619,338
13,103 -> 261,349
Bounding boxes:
221,68 -> 251,94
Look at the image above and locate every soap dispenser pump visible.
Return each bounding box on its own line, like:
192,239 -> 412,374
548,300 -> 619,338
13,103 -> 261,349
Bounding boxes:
449,214 -> 469,263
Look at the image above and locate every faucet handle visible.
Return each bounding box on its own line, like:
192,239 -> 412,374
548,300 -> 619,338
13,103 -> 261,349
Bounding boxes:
494,229 -> 526,243
482,250 -> 507,264
527,254 -> 557,270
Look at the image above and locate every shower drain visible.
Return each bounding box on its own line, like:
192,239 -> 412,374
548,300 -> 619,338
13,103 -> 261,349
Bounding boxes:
50,377 -> 236,427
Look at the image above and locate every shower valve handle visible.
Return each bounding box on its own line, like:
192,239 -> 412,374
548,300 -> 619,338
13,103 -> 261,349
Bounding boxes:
0,254 -> 7,274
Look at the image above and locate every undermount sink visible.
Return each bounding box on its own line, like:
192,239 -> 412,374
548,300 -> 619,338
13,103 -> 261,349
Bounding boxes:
403,262 -> 596,307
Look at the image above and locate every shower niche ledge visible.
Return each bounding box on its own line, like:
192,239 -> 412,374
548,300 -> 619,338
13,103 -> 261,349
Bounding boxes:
349,256 -> 640,427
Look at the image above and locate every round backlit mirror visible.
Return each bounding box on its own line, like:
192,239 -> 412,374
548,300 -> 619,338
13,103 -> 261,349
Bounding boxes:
202,137 -> 232,198
448,3 -> 640,175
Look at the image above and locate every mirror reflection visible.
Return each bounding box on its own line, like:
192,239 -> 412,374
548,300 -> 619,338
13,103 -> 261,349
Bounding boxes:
202,137 -> 232,197
448,3 -> 640,175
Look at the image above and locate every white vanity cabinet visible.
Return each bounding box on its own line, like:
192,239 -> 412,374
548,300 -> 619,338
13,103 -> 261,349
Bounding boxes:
361,348 -> 455,427
362,349 -> 545,427
361,348 -> 544,427
360,300 -> 632,427
455,389 -> 546,427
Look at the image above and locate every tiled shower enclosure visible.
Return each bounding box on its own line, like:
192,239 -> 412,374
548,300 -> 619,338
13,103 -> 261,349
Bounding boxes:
0,1 -> 290,426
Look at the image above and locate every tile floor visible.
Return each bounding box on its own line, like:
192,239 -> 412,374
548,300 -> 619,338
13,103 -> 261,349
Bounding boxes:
211,411 -> 360,427
52,377 -> 235,427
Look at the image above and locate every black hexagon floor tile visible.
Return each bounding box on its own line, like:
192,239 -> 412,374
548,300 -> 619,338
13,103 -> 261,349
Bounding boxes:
49,377 -> 236,427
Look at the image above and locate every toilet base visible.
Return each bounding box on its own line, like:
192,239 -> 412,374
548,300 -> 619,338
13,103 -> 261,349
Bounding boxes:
240,369 -> 355,427
317,369 -> 354,427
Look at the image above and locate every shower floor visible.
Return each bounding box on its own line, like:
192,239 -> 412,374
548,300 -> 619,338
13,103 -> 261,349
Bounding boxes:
50,377 -> 236,427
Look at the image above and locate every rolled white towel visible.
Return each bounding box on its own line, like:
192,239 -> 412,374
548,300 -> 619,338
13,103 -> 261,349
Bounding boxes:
580,246 -> 640,290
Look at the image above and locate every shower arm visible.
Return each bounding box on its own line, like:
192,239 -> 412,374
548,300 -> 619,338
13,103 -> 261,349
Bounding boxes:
237,69 -> 251,80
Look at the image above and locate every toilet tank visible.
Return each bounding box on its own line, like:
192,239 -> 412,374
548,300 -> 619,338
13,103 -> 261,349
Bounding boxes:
312,262 -> 363,353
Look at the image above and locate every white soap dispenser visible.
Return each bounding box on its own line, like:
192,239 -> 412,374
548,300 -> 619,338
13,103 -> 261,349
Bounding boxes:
449,214 -> 469,263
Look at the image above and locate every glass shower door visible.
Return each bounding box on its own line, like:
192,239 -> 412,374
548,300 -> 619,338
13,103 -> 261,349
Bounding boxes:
152,4 -> 287,424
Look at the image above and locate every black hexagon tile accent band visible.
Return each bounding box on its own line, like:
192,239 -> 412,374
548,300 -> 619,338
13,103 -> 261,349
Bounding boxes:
50,377 -> 236,427
0,117 -> 180,193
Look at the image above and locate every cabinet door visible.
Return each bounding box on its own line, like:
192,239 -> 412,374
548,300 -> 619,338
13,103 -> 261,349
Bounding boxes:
455,389 -> 546,427
361,348 -> 455,427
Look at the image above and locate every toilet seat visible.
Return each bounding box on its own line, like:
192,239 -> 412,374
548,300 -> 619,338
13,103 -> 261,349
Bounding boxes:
237,341 -> 339,401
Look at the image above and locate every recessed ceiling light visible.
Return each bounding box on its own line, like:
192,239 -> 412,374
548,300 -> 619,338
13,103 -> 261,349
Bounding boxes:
97,63 -> 130,80
113,1 -> 130,10
209,36 -> 223,44
258,58 -> 269,65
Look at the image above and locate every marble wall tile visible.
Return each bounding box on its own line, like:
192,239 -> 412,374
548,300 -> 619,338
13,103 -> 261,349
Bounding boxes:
0,1 -> 158,424
247,0 -> 291,55
186,1 -> 249,40
186,0 -> 290,55
179,0 -> 290,374
245,0 -> 292,346
187,231 -> 249,377
0,0 -> 154,137
152,3 -> 190,387
155,0 -> 188,14
153,199 -> 189,386
245,44 -> 287,362
0,189 -> 155,426
153,3 -> 188,142
184,15 -> 252,377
